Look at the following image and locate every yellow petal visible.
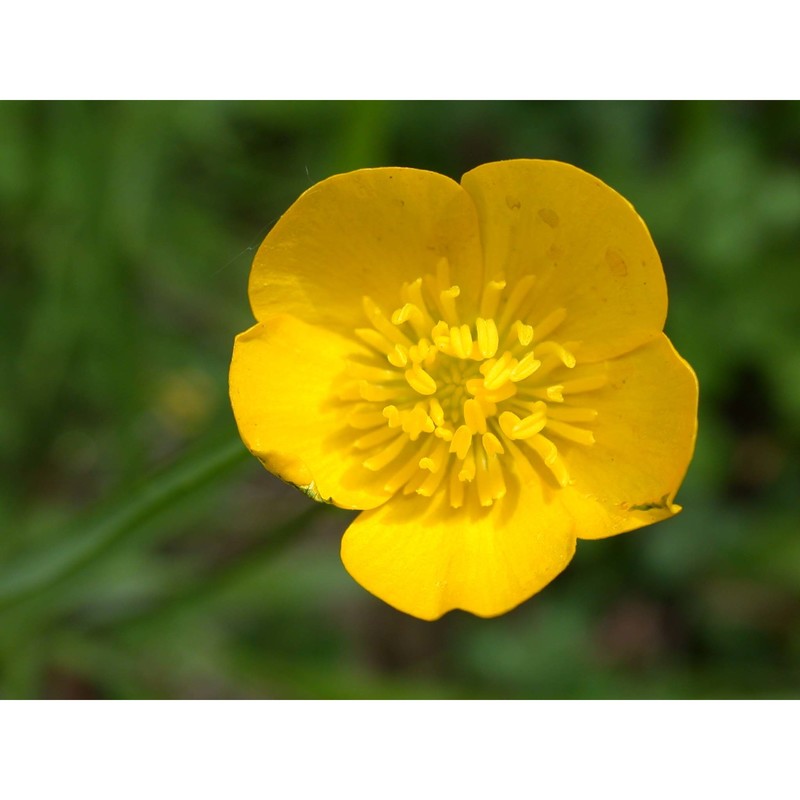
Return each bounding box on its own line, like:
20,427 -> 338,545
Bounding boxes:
341,484 -> 576,620
460,159 -> 667,361
249,168 -> 485,330
556,333 -> 698,539
230,315 -> 394,510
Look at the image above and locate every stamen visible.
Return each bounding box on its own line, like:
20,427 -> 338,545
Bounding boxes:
403,278 -> 437,332
533,307 -> 567,341
405,364 -> 437,395
546,406 -> 598,423
363,434 -> 408,471
347,405 -> 388,429
482,432 -> 505,458
560,374 -> 608,394
463,398 -> 487,434
482,352 -> 516,391
476,317 -> 499,358
347,278 -> 595,508
448,466 -> 465,508
355,327 -> 394,356
535,341 -> 576,368
358,382 -> 397,402
509,352 -> 541,382
391,302 -> 423,327
479,278 -> 506,318
497,274 -> 536,331
515,321 -> 534,347
387,344 -> 409,368
450,324 -> 473,359
419,439 -> 449,473
545,419 -> 596,446
450,425 -> 473,460
355,425 -> 400,450
362,296 -> 412,346
428,397 -> 445,427
438,285 -> 460,326
458,447 -> 476,482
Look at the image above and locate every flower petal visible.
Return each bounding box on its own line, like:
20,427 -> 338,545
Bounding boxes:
554,333 -> 698,539
341,484 -> 576,620
460,159 -> 667,361
230,315 -> 394,510
249,168 -> 486,330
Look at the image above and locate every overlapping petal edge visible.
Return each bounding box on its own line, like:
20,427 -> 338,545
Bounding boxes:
230,160 -> 698,621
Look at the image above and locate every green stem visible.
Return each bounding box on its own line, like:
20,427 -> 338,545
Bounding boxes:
99,502 -> 329,635
0,430 -> 250,613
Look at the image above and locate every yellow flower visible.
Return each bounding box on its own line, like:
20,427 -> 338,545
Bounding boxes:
230,160 -> 698,620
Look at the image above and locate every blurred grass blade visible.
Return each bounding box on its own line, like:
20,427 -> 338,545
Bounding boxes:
0,431 -> 250,611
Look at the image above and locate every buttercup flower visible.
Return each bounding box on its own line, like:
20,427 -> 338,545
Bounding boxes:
230,160 -> 698,620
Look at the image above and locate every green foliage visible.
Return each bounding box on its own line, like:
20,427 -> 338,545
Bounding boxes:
1,101 -> 798,698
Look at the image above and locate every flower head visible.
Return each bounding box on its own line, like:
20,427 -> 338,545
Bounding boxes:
230,160 -> 698,620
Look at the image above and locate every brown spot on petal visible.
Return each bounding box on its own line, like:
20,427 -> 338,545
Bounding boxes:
538,208 -> 559,227
606,247 -> 628,277
506,195 -> 521,210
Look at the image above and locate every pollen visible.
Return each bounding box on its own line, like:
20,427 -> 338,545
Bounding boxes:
342,260 -> 604,507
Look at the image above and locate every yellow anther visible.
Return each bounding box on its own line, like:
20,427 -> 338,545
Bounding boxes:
382,405 -> 401,427
458,448 -> 476,482
510,352 -> 541,382
526,433 -> 558,465
362,296 -> 412,345
431,320 -> 451,349
476,317 -> 499,358
499,411 -> 522,439
434,426 -> 454,442
482,432 -> 505,458
483,352 -> 516,391
512,410 -> 547,439
387,344 -> 409,367
405,364 -> 437,395
358,382 -> 396,402
428,397 -> 445,427
524,435 -> 570,487
391,302 -> 423,326
463,398 -> 487,434
536,341 -> 576,368
546,385 -> 565,402
408,338 -> 433,364
482,381 -> 517,404
450,425 -> 473,460
514,320 -> 534,346
401,404 -> 435,440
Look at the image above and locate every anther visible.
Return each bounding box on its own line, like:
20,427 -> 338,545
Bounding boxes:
404,364 -> 437,395
475,317 -> 499,358
463,398 -> 487,434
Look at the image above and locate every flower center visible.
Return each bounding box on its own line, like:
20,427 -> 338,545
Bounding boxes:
341,257 -> 605,508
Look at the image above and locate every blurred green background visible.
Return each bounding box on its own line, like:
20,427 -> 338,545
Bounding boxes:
1,101 -> 798,699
